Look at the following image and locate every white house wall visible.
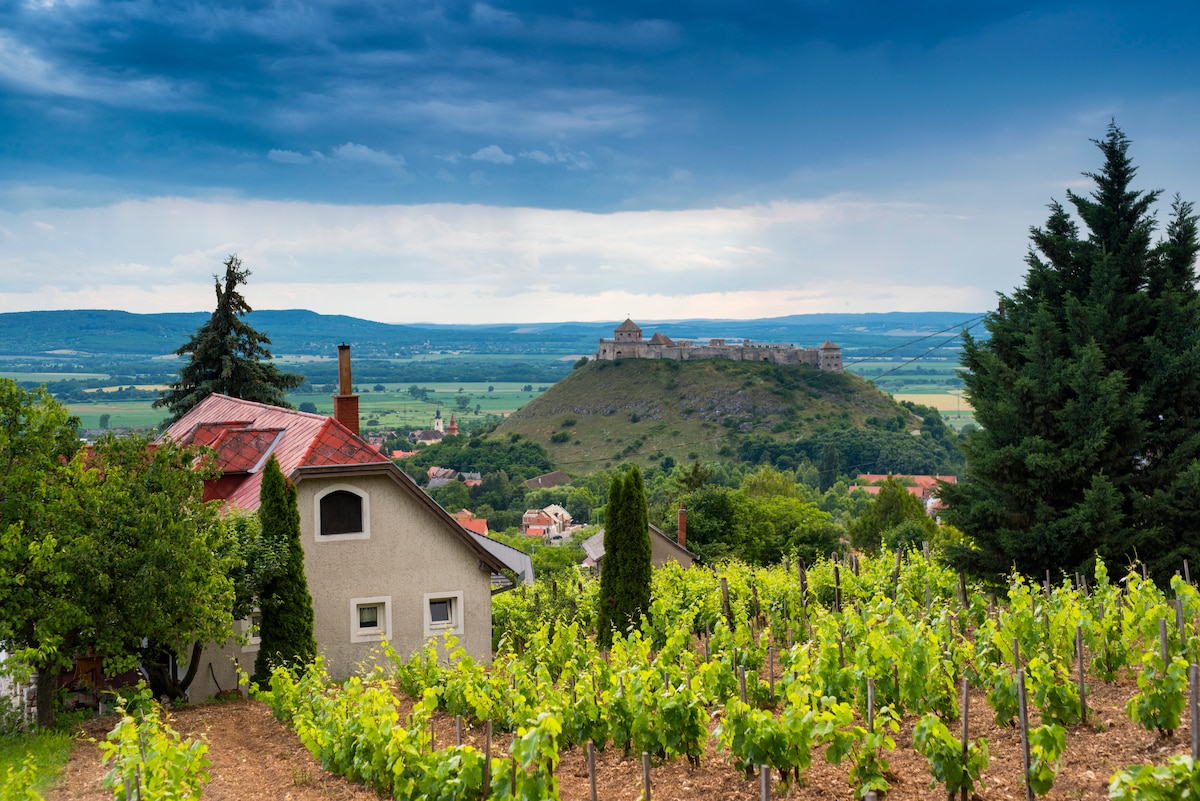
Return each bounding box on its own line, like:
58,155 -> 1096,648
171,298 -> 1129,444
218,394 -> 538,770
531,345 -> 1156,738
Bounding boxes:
184,472 -> 494,702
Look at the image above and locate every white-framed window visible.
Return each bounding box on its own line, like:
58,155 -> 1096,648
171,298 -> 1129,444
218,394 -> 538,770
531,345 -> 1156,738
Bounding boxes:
239,609 -> 263,653
423,590 -> 464,637
314,484 -> 370,541
350,596 -> 392,643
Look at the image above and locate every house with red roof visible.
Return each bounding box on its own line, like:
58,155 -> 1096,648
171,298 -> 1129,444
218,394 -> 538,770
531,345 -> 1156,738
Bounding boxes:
848,473 -> 958,515
162,345 -> 512,701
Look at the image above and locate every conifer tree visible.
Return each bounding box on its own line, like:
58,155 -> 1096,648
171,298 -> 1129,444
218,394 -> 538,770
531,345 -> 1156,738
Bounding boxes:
941,124 -> 1200,582
253,455 -> 316,684
155,255 -> 304,424
597,466 -> 651,646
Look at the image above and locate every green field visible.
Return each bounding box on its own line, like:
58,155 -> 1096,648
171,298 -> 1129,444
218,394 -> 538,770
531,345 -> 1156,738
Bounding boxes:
53,359 -> 976,434
67,383 -> 548,435
0,371 -> 109,382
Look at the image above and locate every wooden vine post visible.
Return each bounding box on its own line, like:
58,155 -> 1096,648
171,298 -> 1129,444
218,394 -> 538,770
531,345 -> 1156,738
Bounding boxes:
1191,664 -> 1199,762
833,557 -> 843,615
798,557 -> 809,637
587,741 -> 598,801
960,677 -> 970,801
1076,624 -> 1087,724
1017,666 -> 1034,801
721,577 -> 733,628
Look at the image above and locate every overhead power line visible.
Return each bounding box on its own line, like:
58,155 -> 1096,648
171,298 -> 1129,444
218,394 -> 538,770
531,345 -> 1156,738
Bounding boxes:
837,314 -> 986,371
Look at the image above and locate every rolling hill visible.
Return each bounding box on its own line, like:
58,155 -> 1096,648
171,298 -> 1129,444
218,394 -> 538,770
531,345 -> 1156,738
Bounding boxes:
493,357 -> 964,475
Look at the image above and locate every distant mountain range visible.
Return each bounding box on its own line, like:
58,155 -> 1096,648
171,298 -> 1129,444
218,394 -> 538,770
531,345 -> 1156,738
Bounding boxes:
0,309 -> 987,359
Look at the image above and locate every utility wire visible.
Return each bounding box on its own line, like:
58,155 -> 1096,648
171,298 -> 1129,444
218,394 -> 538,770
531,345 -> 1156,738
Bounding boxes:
836,314 -> 986,370
864,317 -> 988,383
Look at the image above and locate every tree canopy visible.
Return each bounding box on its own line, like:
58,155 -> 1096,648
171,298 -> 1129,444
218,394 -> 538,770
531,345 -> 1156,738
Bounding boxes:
1,380 -> 236,726
155,254 -> 304,424
941,123 -> 1200,582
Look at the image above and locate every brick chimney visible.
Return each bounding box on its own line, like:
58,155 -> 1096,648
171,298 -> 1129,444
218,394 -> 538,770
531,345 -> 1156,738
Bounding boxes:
677,501 -> 687,548
332,343 -> 360,436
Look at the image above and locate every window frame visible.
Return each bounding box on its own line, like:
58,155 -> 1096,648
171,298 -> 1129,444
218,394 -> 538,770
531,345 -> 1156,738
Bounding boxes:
239,609 -> 263,653
350,596 -> 392,643
314,484 -> 371,541
423,590 -> 464,637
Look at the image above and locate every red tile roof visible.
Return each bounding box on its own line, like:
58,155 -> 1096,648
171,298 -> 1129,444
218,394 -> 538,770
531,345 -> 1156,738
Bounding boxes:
161,394 -> 389,510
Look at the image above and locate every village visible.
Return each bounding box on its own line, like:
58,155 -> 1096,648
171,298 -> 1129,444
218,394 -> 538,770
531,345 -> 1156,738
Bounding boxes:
2,3 -> 1199,793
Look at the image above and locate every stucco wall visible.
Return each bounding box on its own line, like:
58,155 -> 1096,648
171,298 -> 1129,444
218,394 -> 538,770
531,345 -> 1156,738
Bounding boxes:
650,535 -> 695,569
184,470 -> 494,701
295,473 -> 494,678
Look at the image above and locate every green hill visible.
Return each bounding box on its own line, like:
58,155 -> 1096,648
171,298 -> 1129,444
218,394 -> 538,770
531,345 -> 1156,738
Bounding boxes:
494,358 -> 963,475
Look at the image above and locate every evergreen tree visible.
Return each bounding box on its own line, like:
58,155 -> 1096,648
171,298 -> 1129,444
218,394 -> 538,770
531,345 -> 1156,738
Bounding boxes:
597,466 -> 651,647
818,443 -> 840,492
941,124 -> 1200,582
253,455 -> 316,684
155,255 -> 304,424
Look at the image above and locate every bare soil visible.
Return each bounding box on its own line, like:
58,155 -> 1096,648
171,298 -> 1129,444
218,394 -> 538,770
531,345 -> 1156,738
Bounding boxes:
45,673 -> 1194,801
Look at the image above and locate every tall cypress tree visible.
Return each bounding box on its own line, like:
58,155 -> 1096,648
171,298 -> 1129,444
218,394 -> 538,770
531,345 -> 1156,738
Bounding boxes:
597,466 -> 651,646
941,124 -> 1200,582
155,254 -> 304,425
253,455 -> 316,684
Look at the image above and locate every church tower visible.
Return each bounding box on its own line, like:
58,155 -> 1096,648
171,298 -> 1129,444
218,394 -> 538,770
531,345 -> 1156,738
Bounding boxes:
433,408 -> 444,433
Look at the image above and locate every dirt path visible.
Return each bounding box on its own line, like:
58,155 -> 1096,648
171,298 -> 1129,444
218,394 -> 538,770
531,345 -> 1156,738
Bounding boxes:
46,678 -> 1193,801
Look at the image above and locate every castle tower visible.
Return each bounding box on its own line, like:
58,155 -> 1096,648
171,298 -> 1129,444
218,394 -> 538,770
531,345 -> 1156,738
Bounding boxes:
818,340 -> 842,372
613,318 -> 643,343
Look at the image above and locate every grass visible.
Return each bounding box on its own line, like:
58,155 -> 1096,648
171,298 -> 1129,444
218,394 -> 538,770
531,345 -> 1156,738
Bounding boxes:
494,358 -> 915,473
0,729 -> 72,797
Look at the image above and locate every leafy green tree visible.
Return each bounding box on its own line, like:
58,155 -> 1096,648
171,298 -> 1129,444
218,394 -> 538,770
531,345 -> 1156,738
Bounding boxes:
597,467 -> 651,647
739,464 -> 797,499
155,255 -> 304,424
941,124 -> 1200,581
429,479 -> 471,512
847,477 -> 935,554
253,456 -> 316,684
565,487 -> 597,524
0,388 -> 236,726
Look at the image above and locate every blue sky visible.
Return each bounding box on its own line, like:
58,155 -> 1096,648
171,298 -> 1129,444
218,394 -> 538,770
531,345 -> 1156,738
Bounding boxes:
1,0 -> 1198,324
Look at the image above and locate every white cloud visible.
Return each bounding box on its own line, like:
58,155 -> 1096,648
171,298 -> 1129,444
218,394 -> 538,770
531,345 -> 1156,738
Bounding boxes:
268,149 -> 321,164
0,32 -> 184,108
519,144 -> 593,169
471,145 -> 515,165
0,195 -> 1024,323
331,142 -> 405,169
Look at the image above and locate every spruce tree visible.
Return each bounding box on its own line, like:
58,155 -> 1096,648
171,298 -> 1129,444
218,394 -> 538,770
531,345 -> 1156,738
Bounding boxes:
941,124 -> 1200,582
253,455 -> 317,684
597,466 -> 651,646
155,254 -> 304,424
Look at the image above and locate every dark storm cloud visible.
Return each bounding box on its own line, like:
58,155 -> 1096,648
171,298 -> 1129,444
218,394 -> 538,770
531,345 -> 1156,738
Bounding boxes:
1,0 -> 1198,211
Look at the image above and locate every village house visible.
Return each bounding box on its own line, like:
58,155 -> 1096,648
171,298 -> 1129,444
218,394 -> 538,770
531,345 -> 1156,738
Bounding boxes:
162,345 -> 515,701
582,504 -> 697,570
520,504 -> 572,538
849,473 -> 958,515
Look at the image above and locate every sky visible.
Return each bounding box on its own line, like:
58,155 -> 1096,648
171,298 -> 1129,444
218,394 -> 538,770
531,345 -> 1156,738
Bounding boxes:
2,0 -> 1199,325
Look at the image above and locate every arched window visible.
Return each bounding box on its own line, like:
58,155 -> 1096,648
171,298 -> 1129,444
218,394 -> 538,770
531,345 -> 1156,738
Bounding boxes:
315,485 -> 370,539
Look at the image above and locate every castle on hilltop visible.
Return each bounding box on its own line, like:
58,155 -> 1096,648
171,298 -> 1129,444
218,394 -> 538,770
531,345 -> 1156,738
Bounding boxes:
595,319 -> 842,371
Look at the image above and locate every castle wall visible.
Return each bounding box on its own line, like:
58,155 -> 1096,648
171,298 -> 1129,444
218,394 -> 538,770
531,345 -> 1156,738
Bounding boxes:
595,332 -> 839,371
